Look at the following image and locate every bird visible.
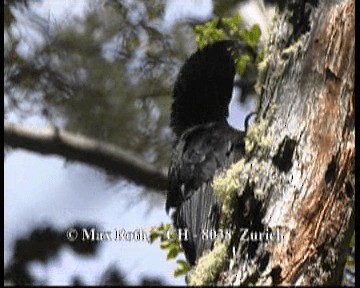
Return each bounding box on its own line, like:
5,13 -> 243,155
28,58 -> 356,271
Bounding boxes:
166,40 -> 248,266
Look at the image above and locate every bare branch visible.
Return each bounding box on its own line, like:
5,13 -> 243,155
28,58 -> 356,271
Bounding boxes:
4,122 -> 168,193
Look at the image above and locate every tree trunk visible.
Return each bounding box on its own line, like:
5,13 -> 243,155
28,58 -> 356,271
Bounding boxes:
218,1 -> 354,285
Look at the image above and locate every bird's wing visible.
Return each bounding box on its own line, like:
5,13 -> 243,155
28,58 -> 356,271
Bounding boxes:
166,123 -> 245,264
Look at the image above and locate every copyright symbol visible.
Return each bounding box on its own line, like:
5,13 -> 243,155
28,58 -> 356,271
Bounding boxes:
66,228 -> 78,242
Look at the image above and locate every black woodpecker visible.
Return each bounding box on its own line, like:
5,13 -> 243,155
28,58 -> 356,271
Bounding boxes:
166,40 -> 248,266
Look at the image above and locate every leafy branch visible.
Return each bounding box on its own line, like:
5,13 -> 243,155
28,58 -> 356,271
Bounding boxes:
194,14 -> 263,76
149,223 -> 191,277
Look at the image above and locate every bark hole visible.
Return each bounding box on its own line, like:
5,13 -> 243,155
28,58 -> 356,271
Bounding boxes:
270,265 -> 282,285
232,185 -> 265,258
286,0 -> 317,44
272,136 -> 297,173
325,159 -> 337,185
259,252 -> 270,272
344,181 -> 353,199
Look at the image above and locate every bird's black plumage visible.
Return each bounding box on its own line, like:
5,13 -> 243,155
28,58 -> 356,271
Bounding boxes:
166,40 -> 246,265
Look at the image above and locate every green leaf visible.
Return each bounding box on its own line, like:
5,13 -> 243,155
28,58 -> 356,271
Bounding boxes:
162,223 -> 173,231
148,231 -> 160,243
240,24 -> 261,48
222,13 -> 243,34
160,240 -> 172,249
174,260 -> 191,277
167,246 -> 179,260
194,17 -> 226,49
236,53 -> 252,76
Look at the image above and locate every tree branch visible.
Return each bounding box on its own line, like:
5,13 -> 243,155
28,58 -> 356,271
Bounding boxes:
4,122 -> 168,193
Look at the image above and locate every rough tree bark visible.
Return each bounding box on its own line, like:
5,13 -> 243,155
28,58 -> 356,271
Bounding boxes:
215,1 -> 354,286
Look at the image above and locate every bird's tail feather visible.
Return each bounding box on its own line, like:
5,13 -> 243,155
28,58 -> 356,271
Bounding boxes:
174,183 -> 220,265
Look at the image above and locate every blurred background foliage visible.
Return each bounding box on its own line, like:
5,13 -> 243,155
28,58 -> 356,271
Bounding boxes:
4,0 -> 257,168
4,0 -> 250,285
5,0 -> 179,168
